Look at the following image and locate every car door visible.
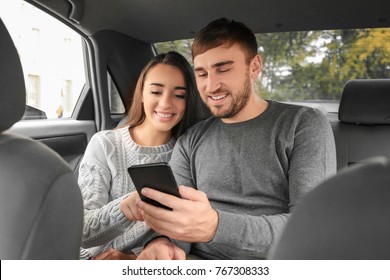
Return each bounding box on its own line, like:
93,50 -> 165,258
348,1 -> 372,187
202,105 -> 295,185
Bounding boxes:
1,1 -> 96,173
2,0 -> 154,173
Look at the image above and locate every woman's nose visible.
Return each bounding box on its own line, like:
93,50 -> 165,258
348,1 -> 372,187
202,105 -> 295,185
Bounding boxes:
158,93 -> 173,108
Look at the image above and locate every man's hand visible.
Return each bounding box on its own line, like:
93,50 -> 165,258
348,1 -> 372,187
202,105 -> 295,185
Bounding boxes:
136,186 -> 218,243
93,248 -> 137,260
120,191 -> 143,221
137,237 -> 186,260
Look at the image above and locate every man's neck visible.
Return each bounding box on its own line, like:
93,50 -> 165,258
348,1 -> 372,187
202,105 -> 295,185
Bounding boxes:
221,94 -> 268,124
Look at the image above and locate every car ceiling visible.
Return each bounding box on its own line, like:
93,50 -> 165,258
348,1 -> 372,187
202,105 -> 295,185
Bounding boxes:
28,0 -> 390,43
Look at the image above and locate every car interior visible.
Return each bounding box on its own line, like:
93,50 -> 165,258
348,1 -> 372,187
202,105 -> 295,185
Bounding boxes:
0,18 -> 83,260
270,156 -> 390,259
0,0 -> 389,259
331,79 -> 390,169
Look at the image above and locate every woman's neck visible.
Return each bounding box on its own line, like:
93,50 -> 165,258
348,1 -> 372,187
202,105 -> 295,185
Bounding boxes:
130,124 -> 172,147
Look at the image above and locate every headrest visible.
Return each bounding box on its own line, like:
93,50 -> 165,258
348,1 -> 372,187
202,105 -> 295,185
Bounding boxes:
0,19 -> 26,133
269,156 -> 390,259
339,79 -> 390,125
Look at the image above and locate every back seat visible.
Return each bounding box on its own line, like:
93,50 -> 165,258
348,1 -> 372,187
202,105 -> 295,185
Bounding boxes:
330,79 -> 390,170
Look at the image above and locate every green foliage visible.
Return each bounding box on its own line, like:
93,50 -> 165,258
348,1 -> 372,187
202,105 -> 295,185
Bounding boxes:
154,39 -> 194,65
154,28 -> 390,102
259,28 -> 390,101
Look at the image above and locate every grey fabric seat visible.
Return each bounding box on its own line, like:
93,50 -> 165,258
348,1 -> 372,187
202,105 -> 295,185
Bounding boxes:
331,79 -> 390,170
0,19 -> 83,259
269,156 -> 390,259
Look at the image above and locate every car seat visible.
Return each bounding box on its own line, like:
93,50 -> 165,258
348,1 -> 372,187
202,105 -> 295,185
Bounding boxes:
269,156 -> 390,259
0,18 -> 83,259
331,79 -> 390,170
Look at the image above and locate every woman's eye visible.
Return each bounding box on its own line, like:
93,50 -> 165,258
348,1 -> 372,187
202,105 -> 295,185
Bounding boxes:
150,91 -> 161,95
175,94 -> 186,99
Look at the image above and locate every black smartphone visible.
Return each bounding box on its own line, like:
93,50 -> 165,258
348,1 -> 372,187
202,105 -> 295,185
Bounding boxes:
128,162 -> 181,210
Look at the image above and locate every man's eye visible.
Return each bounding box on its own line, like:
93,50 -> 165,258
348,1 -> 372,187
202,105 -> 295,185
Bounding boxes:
218,68 -> 230,73
197,72 -> 207,78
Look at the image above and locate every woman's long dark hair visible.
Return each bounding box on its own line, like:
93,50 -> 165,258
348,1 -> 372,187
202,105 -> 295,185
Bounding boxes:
125,51 -> 197,138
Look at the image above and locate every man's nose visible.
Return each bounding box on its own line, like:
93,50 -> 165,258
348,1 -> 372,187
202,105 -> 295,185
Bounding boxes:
205,73 -> 222,93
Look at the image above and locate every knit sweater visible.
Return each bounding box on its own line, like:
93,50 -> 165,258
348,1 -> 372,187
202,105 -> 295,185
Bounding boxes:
170,100 -> 337,259
78,126 -> 175,257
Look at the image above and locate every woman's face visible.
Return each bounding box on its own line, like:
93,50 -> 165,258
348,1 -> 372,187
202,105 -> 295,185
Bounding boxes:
141,63 -> 187,135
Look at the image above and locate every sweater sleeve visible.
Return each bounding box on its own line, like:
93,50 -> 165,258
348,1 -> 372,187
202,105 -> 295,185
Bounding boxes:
78,133 -> 133,248
287,108 -> 337,207
166,137 -> 197,256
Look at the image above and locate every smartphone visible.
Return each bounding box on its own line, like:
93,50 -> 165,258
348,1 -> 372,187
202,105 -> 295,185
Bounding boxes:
128,162 -> 181,210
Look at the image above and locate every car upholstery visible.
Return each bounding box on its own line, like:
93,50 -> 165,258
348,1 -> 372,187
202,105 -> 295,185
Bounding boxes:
269,156 -> 390,259
0,19 -> 84,260
331,79 -> 390,170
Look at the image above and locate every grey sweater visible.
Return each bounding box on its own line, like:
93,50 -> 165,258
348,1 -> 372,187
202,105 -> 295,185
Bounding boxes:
78,126 -> 174,257
170,100 -> 336,259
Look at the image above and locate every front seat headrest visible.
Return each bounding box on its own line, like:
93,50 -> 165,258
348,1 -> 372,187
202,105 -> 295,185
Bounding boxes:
0,19 -> 26,133
338,79 -> 390,125
270,156 -> 390,259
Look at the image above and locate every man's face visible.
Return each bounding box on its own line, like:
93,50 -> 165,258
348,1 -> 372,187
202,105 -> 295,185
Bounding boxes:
193,44 -> 256,120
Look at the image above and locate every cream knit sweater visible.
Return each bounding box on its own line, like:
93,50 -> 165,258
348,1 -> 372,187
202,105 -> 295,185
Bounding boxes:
78,126 -> 175,257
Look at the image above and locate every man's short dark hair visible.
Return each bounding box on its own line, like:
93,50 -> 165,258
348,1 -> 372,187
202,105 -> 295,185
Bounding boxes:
192,17 -> 258,64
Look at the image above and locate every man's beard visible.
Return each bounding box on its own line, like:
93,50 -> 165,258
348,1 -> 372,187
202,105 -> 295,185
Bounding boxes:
207,73 -> 251,119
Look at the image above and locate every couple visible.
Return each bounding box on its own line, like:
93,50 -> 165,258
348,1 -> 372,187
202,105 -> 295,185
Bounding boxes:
78,18 -> 336,260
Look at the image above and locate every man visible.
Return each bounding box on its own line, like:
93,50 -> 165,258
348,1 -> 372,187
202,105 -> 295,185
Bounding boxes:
136,17 -> 336,260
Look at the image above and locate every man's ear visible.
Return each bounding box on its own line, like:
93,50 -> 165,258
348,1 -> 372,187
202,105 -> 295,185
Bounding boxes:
250,55 -> 262,79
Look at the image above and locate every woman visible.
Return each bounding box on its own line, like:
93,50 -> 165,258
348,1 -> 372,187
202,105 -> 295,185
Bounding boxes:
78,51 -> 197,259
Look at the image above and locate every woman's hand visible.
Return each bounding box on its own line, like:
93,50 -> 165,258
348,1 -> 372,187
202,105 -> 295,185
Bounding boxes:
136,237 -> 186,260
120,192 -> 143,221
93,248 -> 137,260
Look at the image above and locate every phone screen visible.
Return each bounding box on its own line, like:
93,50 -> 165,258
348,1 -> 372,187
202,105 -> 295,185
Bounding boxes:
128,162 -> 181,210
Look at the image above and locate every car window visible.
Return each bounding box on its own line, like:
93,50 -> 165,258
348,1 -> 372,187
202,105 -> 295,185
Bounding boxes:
0,0 -> 86,119
107,72 -> 126,114
155,28 -> 390,113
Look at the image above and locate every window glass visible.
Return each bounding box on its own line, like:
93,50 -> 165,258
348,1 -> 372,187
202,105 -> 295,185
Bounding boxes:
0,0 -> 86,119
155,28 -> 390,113
107,73 -> 126,114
